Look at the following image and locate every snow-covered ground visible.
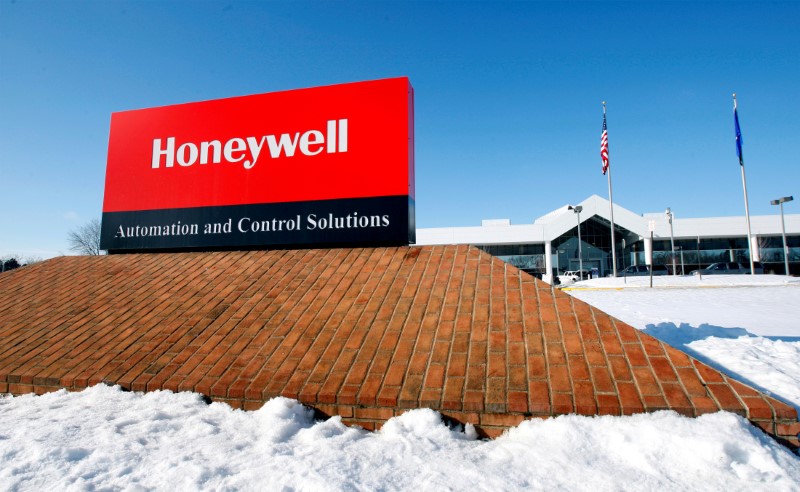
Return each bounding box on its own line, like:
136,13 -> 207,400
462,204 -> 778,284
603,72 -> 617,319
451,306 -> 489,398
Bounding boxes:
568,274 -> 800,414
1,276 -> 799,490
565,274 -> 800,339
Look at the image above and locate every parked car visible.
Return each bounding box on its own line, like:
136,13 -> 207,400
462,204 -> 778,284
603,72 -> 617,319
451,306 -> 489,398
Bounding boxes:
559,269 -> 590,283
617,265 -> 669,277
691,262 -> 764,275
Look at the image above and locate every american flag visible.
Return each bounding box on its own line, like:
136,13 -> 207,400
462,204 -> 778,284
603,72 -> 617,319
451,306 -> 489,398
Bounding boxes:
600,112 -> 609,175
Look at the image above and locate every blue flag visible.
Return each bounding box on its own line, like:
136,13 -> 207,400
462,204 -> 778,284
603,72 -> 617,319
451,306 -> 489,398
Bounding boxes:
734,105 -> 743,166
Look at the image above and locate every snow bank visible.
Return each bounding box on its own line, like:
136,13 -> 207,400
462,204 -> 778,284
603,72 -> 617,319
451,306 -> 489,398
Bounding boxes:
1,385 -> 798,491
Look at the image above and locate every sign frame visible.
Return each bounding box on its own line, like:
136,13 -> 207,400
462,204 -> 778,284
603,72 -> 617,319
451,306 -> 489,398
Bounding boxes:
100,77 -> 415,253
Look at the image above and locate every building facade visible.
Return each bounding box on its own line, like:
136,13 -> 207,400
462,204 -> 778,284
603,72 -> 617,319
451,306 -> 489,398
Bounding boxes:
417,195 -> 800,281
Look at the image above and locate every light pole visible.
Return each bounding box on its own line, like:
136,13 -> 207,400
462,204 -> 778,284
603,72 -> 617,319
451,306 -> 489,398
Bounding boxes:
770,196 -> 794,275
568,205 -> 583,279
666,208 -> 676,276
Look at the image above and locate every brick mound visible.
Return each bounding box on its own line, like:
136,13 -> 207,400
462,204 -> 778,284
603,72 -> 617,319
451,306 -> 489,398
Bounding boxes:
0,246 -> 797,447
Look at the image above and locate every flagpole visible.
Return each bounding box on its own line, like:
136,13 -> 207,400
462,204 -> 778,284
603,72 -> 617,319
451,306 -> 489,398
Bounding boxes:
734,93 -> 755,275
604,102 -> 618,277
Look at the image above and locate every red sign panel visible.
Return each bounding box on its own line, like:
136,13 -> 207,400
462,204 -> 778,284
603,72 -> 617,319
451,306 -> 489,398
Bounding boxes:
100,78 -> 415,251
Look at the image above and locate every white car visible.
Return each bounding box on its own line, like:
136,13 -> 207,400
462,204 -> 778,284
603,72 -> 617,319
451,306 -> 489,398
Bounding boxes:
559,270 -> 589,283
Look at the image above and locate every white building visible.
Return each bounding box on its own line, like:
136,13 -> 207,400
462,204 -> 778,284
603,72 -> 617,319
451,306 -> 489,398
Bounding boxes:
417,195 -> 800,281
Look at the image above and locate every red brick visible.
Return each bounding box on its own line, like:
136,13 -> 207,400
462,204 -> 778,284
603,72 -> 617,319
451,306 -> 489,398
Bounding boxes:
632,366 -> 661,396
568,359 -> 591,381
739,396 -> 775,420
488,332 -> 506,352
600,333 -> 623,355
527,356 -> 546,379
691,395 -> 720,415
551,393 -> 574,415
377,386 -> 401,407
548,364 -> 571,392
419,388 -> 441,407
441,377 -> 464,410
539,305 -> 558,323
408,352 -> 429,375
507,343 -> 526,365
660,382 -> 693,415
242,400 -> 262,411
547,343 -> 566,365
617,381 -> 644,414
649,357 -> 678,382
590,366 -> 615,393
607,355 -> 632,381
563,332 -> 583,355
542,321 -> 561,342
770,399 -> 798,420
440,410 -> 480,426
480,413 -> 526,427
573,381 -> 597,414
642,394 -> 669,411
527,380 -> 550,415
594,313 -> 616,333
9,383 -> 34,394
315,403 -> 354,419
398,374 -> 423,408
693,360 -> 725,383
675,367 -> 708,396
462,391 -> 484,412
707,383 -> 746,415
663,346 -> 694,368
507,391 -> 528,413
776,422 -> 800,437
485,377 -> 506,413
583,340 -> 606,366
354,406 -> 394,420
596,394 -> 621,416
424,364 -> 446,389
623,344 -> 649,367
727,379 -> 761,398
465,364 -> 486,391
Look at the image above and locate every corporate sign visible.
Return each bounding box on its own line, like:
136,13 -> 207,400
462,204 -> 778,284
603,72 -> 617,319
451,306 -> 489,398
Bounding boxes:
100,77 -> 415,252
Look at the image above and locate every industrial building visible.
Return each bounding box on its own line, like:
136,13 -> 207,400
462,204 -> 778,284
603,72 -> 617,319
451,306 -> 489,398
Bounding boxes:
418,195 -> 800,281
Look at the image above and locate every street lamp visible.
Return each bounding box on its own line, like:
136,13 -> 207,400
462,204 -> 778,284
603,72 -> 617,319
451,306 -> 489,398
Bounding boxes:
665,208 -> 676,276
770,196 -> 794,275
568,205 -> 583,279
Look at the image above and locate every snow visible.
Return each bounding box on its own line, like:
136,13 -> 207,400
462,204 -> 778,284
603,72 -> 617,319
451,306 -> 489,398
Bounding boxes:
1,386 -> 799,491
1,275 -> 799,490
568,274 -> 800,414
565,274 -> 800,339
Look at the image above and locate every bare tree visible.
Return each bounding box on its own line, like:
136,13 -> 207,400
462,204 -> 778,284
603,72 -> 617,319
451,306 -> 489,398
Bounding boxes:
67,219 -> 103,255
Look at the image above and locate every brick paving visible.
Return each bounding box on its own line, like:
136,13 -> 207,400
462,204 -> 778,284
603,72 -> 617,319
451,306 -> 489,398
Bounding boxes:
0,245 -> 797,448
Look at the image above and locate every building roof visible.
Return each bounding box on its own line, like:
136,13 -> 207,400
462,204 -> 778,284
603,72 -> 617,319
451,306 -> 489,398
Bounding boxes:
0,246 -> 796,443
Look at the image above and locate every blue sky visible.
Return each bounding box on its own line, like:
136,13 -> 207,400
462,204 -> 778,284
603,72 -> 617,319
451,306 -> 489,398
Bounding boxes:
2,0 -> 798,258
